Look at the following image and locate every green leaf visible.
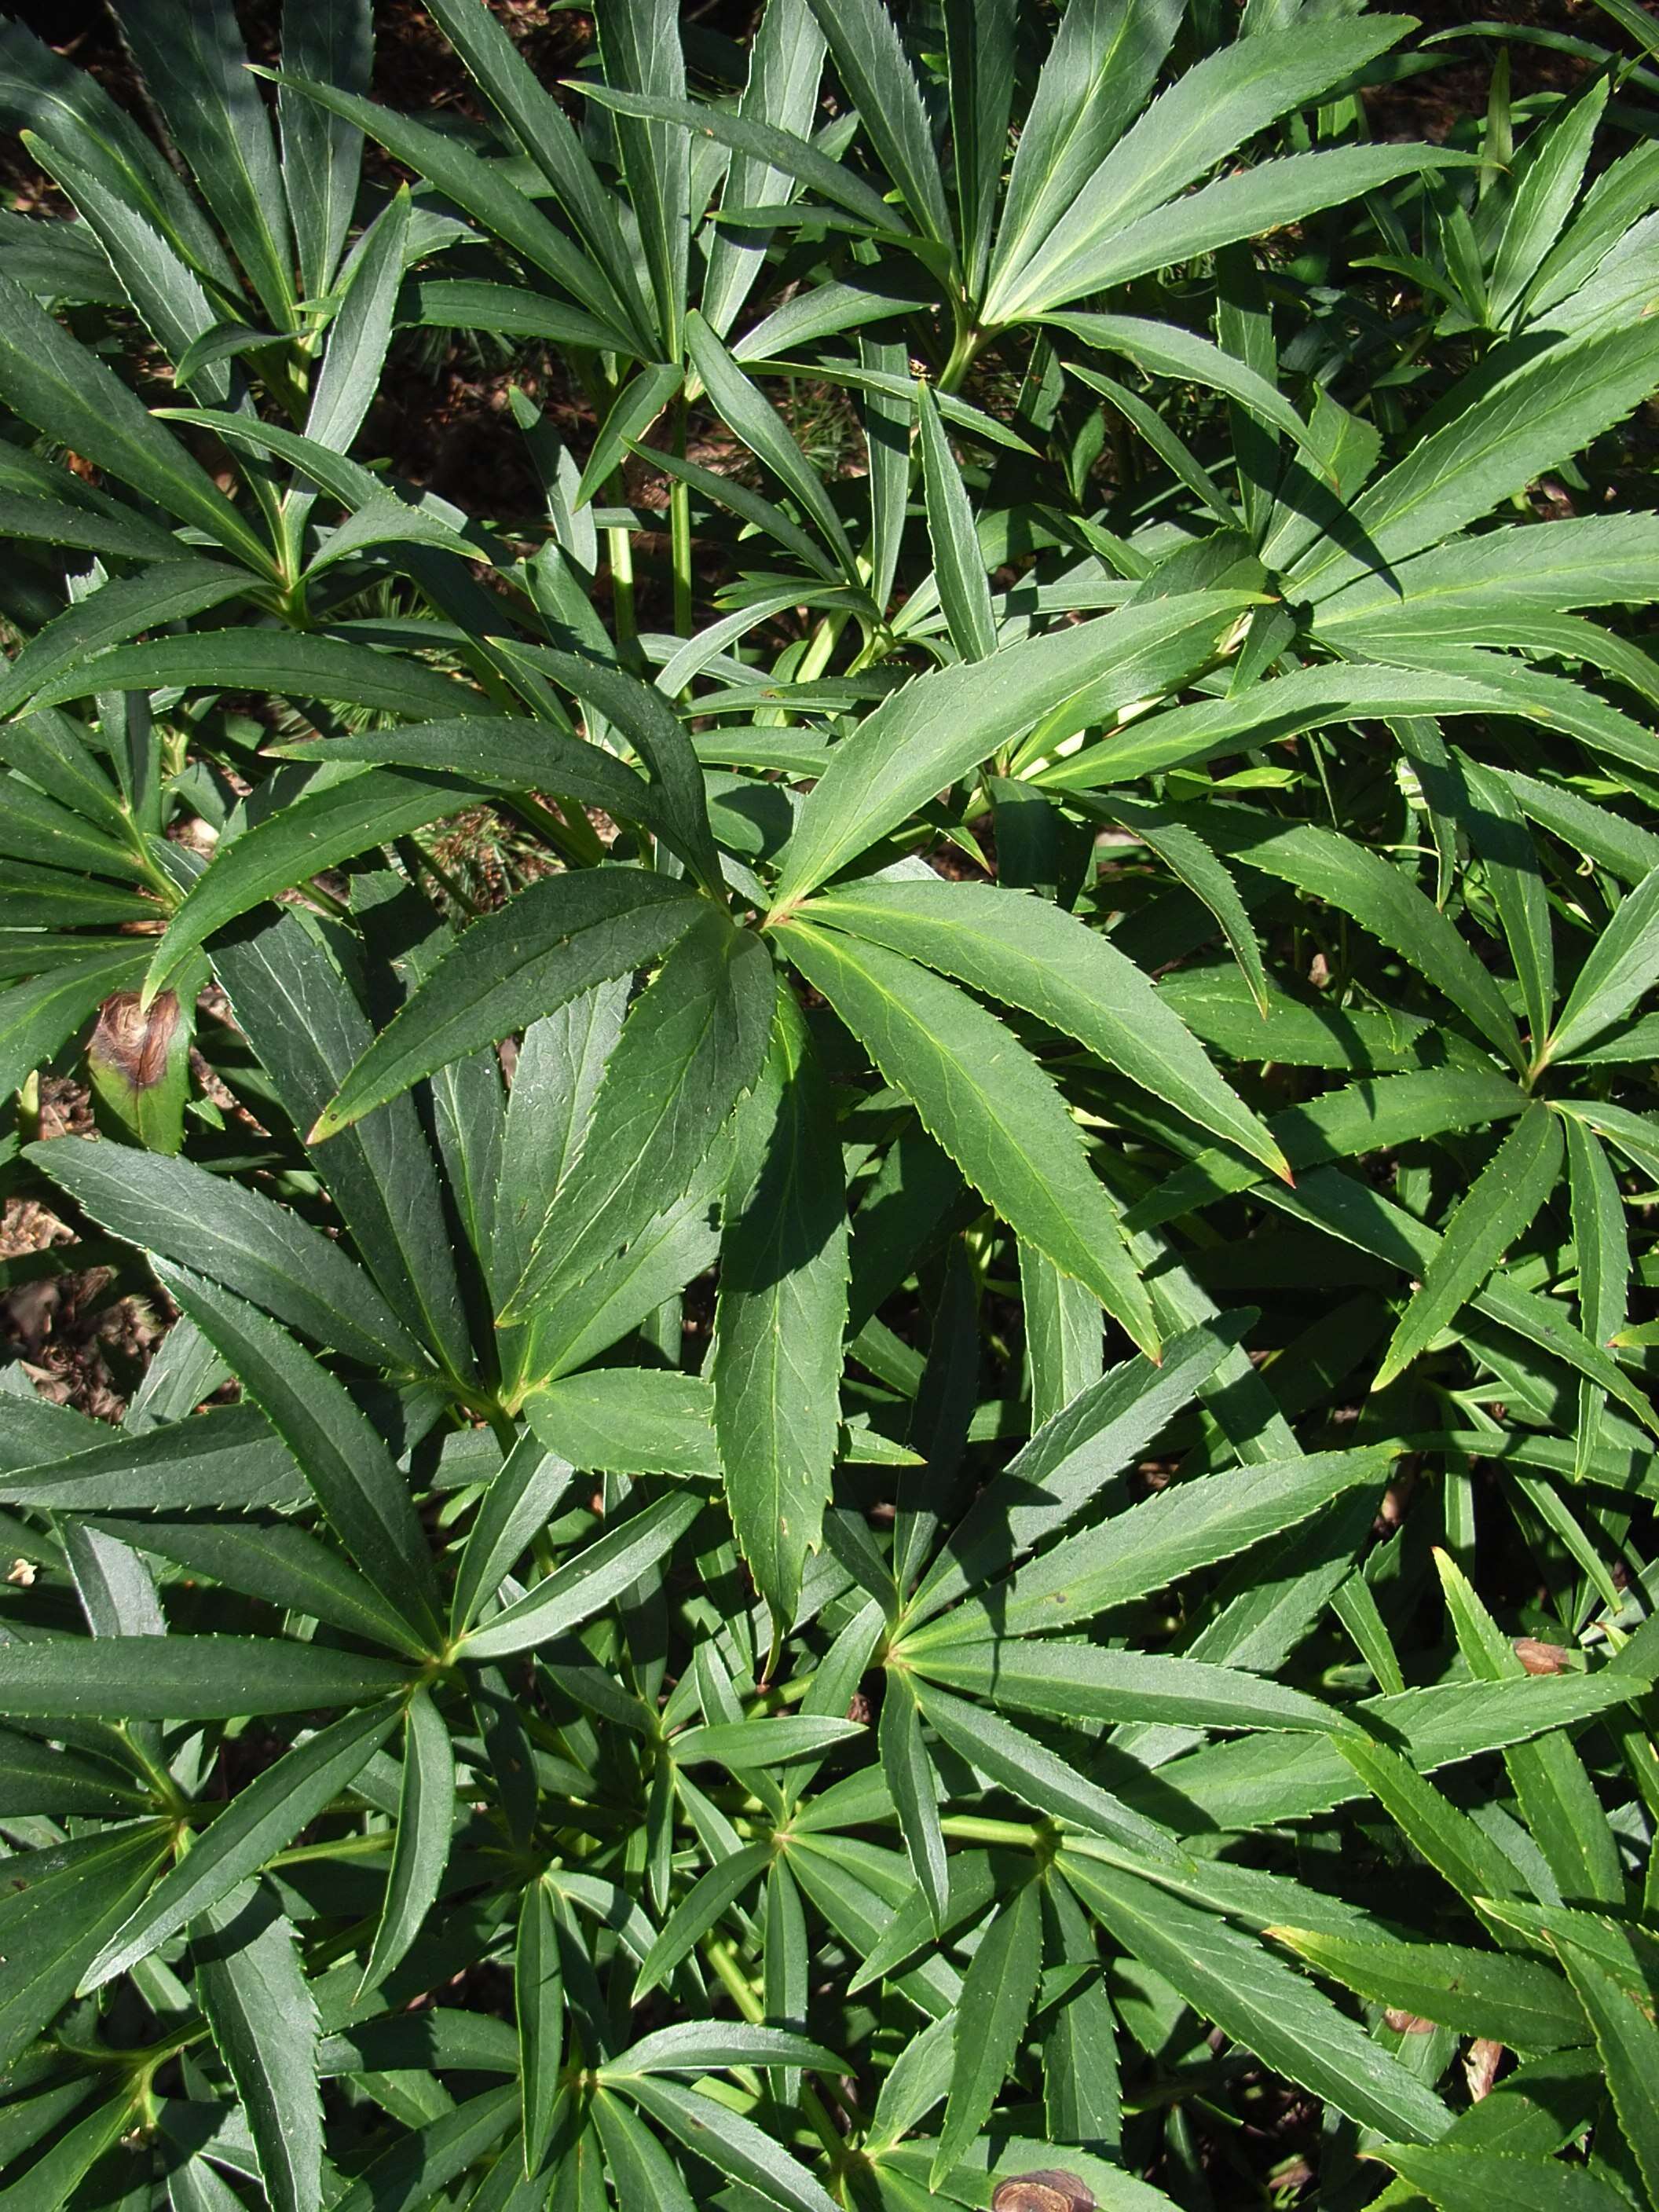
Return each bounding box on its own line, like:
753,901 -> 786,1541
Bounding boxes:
82,1516 -> 427,1660
0,273 -> 274,573
1333,1732 -> 1532,1908
1148,1672 -> 1650,1834
0,944 -> 148,1106
0,562 -> 251,720
910,1637 -> 1346,1736
621,2072 -> 839,2212
1563,1115 -> 1628,1481
531,650 -> 723,893
1370,2143 -> 1632,2211
513,1143 -> 731,1390
991,16 -> 1411,321
1167,802 -> 1525,1073
194,1881 -> 324,2212
1050,655 -> 1654,794
145,770 -> 494,1002
804,878 -> 1289,1177
421,0 -> 646,339
0,19 -> 240,295
634,445 -> 842,585
701,0 -> 828,334
1082,790 -> 1269,1016
686,312 -> 855,573
30,1137 -> 426,1375
783,921 -> 1159,1358
1313,513 -> 1659,646
304,187 -> 410,456
1374,1104 -> 1564,1390
451,1435 -> 576,1639
632,1842 -> 772,2000
1062,1858 -> 1452,2144
504,909 -> 775,1324
917,383 -> 997,662
117,0 -> 294,328
278,0 -> 371,297
990,0 -> 1182,307
313,872 -> 705,1137
409,278 -> 628,357
911,1447 -> 1390,1645
1020,1246 -> 1104,1432
1489,76 -> 1610,323
0,2093 -> 132,2212
458,1489 -> 705,1662
0,1826 -> 168,2071
912,1678 -> 1179,1857
263,68 -> 647,354
0,1636 -> 411,1719
152,1262 -> 445,1644
1543,863 -> 1659,1065
211,908 -> 471,1376
931,1881 -> 1042,2188
712,993 -> 848,1630
603,2021 -> 844,2078
526,1370 -> 719,1478
573,358 -> 683,506
672,1716 -> 864,1771
908,1315 -> 1248,1626
578,82 -> 905,239
0,771 -> 150,884
773,594 -> 1251,905
82,1697 -> 401,1989
1270,1927 -> 1585,2050
1456,756 -> 1555,1051
328,2088 -> 518,2212
0,1402 -> 304,1513
1553,1934 -> 1659,2203
1434,1549 -> 1624,1907
0,1726 -> 142,1818
0,866 -> 154,928
360,1688 -> 454,1994
1294,320 -> 1659,602
801,0 -> 950,242
878,1672 -> 948,1931
1048,309 -> 1320,460
594,0 -> 688,353
271,719 -> 664,850
1004,144 -> 1463,318
32,631 -> 485,720
516,1880 -> 564,2174
589,2089 -> 695,2210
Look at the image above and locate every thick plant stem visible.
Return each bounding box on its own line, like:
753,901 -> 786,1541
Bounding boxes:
608,522 -> 637,666
670,396 -> 694,643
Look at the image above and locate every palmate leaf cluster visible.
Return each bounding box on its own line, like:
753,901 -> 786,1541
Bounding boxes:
2,0 -> 1659,2206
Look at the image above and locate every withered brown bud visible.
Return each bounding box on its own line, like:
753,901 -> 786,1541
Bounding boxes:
90,991 -> 181,1090
1383,2009 -> 1437,2034
1465,2038 -> 1503,2100
1514,1638 -> 1570,1675
991,2174 -> 1096,2212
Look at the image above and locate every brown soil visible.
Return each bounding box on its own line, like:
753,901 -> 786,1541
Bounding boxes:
0,1079 -> 163,1416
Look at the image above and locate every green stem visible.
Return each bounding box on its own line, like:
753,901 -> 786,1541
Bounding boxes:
938,1814 -> 1042,1846
609,521 -> 638,667
939,314 -> 989,397
670,397 -> 694,643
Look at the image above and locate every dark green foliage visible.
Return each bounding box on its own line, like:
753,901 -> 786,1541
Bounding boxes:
2,2 -> 1659,2207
